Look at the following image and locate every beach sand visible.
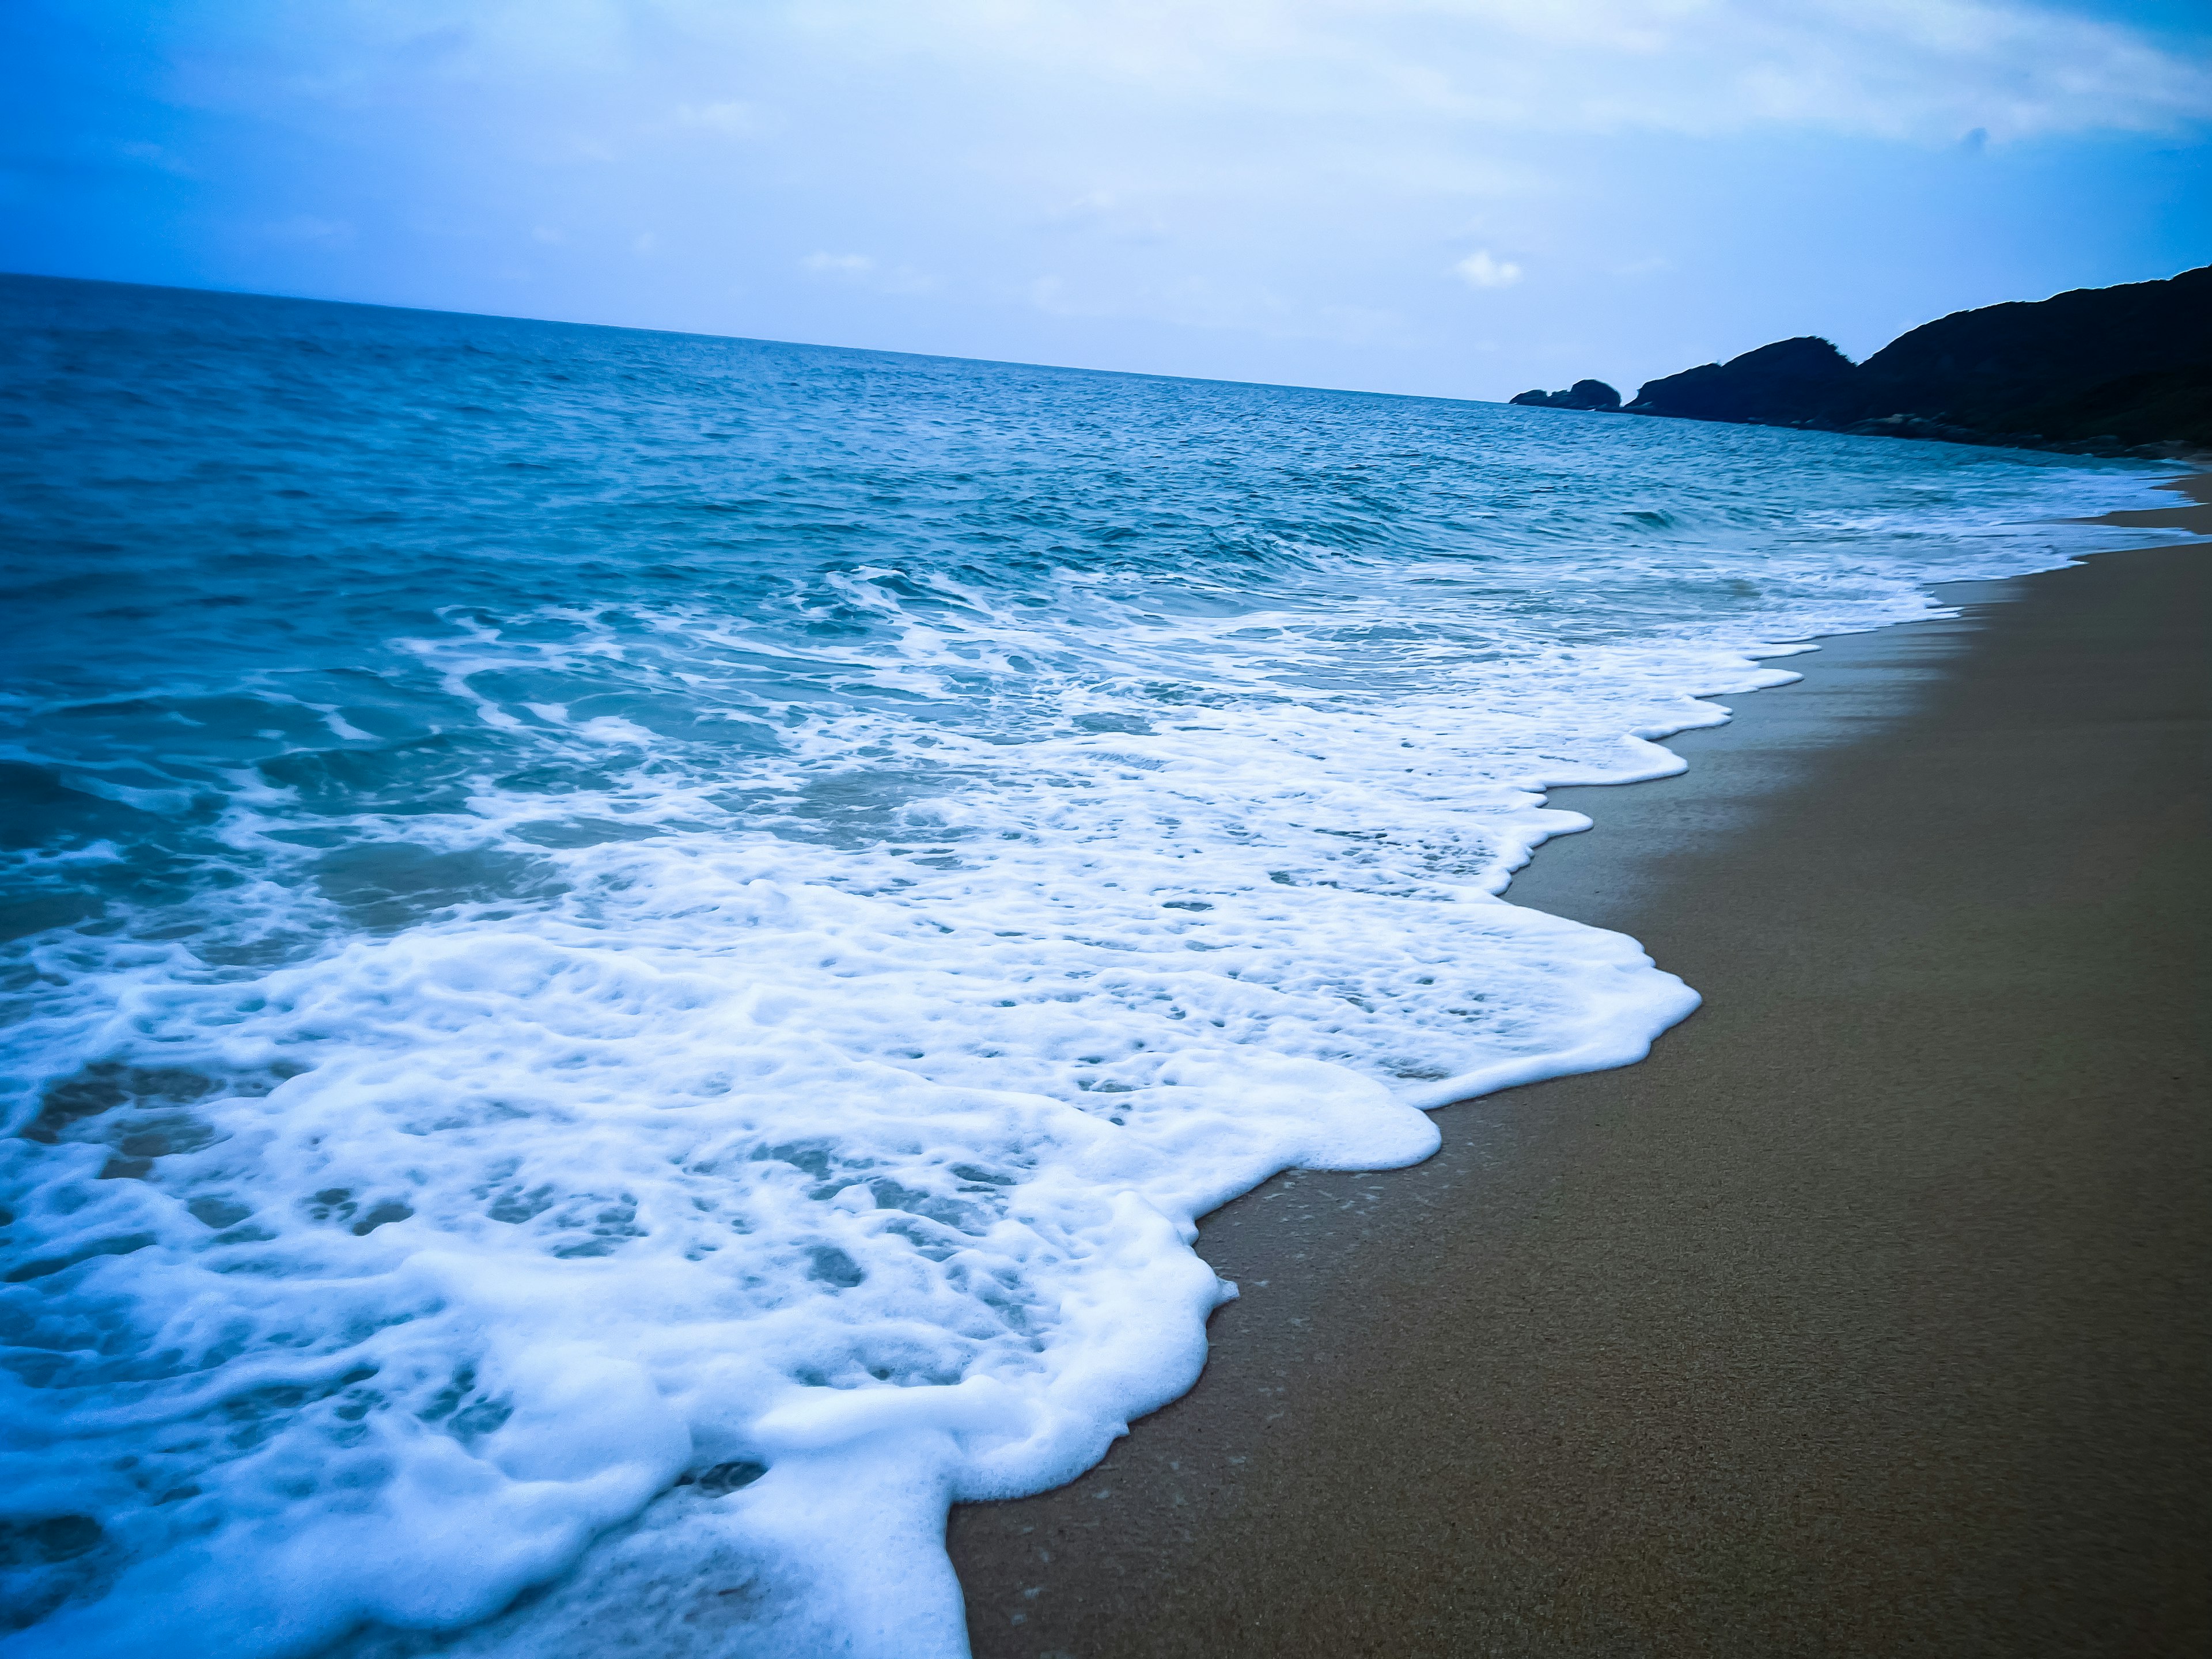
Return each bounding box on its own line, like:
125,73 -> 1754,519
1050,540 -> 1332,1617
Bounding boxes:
946,476 -> 2211,1656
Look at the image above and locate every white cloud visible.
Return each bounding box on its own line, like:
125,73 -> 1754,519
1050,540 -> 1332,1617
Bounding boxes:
1455,250 -> 1522,289
263,215 -> 355,247
767,0 -> 2212,145
670,100 -> 771,137
801,252 -> 876,277
97,0 -> 2212,397
800,252 -> 937,294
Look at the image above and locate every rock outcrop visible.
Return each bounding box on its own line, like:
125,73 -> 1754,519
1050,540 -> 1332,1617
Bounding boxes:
1518,265 -> 2212,456
1851,267 -> 2211,440
1625,337 -> 1855,426
1509,378 -> 1622,412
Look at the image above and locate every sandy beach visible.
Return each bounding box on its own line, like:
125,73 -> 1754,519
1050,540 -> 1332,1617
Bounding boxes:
948,476 -> 2211,1656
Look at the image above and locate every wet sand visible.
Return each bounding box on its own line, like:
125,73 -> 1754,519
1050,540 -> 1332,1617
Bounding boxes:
948,476 -> 2211,1656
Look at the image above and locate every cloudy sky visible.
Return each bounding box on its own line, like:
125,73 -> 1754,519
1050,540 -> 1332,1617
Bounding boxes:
5,1 -> 2209,399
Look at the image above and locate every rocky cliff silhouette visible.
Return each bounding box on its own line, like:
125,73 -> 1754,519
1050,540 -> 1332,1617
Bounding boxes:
1529,265 -> 2211,455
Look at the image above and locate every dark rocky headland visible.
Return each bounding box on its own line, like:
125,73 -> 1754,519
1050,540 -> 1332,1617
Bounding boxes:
1518,264 -> 2211,457
1510,377 -> 1623,412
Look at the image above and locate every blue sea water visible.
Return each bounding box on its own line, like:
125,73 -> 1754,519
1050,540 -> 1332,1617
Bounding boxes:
0,275 -> 2179,1657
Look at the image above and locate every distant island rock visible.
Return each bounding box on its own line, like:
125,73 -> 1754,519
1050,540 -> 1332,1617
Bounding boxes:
1509,378 -> 1622,412
1517,264 -> 2211,456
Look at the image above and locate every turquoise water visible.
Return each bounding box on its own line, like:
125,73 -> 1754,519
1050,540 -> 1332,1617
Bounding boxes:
0,275 -> 2173,1657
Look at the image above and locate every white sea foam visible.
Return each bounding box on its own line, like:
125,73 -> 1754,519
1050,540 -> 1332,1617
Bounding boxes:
4,640 -> 1713,1657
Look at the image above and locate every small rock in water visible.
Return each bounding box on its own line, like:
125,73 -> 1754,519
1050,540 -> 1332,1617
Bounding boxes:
1508,378 -> 1622,411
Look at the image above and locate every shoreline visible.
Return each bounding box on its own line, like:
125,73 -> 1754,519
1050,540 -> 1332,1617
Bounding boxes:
946,477 -> 2211,1654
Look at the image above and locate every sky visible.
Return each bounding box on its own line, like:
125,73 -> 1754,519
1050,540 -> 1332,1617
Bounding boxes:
3,1 -> 2209,401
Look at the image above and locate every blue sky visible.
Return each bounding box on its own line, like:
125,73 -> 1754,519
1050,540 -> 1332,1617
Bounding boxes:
4,1 -> 2208,400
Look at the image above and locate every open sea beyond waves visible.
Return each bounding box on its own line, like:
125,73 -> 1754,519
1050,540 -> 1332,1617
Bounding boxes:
0,275 -> 2181,1657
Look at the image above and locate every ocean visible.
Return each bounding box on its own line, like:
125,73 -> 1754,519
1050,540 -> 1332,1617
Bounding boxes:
0,275 -> 2177,1657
